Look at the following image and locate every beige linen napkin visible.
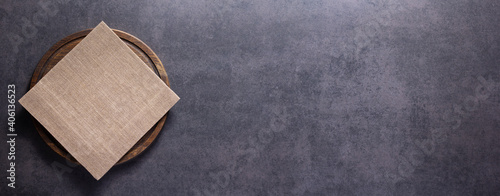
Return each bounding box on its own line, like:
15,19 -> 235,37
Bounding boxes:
19,21 -> 179,180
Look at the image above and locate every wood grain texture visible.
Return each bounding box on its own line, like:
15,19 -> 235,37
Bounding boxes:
21,22 -> 179,179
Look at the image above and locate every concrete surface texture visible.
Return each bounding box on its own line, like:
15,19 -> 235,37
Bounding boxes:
1,0 -> 499,195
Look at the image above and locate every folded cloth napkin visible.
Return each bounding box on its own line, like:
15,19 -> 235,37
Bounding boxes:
19,21 -> 179,180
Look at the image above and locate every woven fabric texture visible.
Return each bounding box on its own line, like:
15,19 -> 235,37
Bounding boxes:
19,21 -> 179,180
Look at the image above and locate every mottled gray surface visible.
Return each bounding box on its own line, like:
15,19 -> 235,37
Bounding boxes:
1,0 -> 500,195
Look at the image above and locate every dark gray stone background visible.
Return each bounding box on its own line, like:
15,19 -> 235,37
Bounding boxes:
1,0 -> 500,195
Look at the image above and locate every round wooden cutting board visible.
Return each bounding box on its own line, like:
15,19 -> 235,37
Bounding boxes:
30,29 -> 170,165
